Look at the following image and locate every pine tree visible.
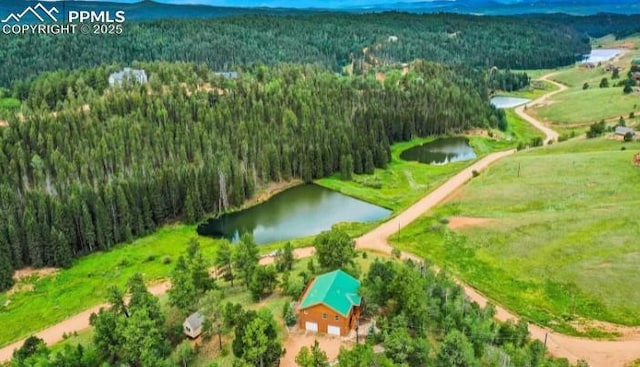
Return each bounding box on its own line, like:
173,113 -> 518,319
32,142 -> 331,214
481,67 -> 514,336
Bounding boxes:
233,233 -> 259,286
215,240 -> 235,286
168,256 -> 197,313
0,250 -> 14,292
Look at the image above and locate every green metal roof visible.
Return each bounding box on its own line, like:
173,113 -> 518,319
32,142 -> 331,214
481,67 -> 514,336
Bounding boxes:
299,269 -> 361,317
633,58 -> 640,64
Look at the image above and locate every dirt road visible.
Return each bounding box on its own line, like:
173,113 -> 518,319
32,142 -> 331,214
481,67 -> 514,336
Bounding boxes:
514,73 -> 567,144
3,72 -> 640,366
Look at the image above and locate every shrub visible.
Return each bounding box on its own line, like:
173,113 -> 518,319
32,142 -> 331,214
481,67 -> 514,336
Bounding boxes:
145,254 -> 156,262
530,137 -> 544,147
282,302 -> 298,327
162,256 -> 172,264
472,170 -> 480,177
391,248 -> 402,259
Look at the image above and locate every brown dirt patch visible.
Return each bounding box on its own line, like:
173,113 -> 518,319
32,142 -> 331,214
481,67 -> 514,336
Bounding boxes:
244,180 -> 303,209
569,318 -> 640,339
375,72 -> 386,82
447,216 -> 494,230
7,283 -> 34,296
13,267 -> 59,281
465,128 -> 490,137
0,120 -> 7,127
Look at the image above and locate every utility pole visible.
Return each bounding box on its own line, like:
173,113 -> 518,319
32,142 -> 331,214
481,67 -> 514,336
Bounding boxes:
544,333 -> 548,348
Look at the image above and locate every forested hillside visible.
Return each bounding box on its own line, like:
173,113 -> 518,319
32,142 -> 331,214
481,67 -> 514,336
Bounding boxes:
527,13 -> 640,39
0,61 -> 503,289
0,12 -> 590,87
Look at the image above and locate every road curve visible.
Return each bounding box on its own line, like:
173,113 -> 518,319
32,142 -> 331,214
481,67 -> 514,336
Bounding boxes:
514,73 -> 567,144
3,73 -> 639,367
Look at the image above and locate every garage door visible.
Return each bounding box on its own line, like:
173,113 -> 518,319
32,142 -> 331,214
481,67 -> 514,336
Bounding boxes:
327,325 -> 341,336
305,322 -> 318,332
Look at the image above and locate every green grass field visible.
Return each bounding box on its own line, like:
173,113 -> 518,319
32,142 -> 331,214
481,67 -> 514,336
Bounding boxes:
391,138 -> 640,334
533,87 -> 639,127
0,225 -> 220,347
317,136 -> 514,212
501,79 -> 559,100
530,35 -> 640,130
0,97 -> 20,110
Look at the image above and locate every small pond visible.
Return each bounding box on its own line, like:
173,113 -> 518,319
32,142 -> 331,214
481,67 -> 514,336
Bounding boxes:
400,137 -> 477,165
582,49 -> 623,64
197,184 -> 391,244
490,96 -> 531,109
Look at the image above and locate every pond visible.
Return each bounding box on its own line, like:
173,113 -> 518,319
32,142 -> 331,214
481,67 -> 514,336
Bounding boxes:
490,96 -> 530,109
582,49 -> 623,64
400,137 -> 477,165
197,184 -> 391,244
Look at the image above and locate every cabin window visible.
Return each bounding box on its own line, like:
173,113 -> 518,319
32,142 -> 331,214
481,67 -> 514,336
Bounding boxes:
322,313 -> 328,319
185,327 -> 191,332
334,316 -> 340,321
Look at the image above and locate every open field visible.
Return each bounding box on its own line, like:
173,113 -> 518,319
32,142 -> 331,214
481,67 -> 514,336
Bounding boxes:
392,138 -> 640,334
529,35 -> 640,131
0,225 -> 219,347
501,79 -> 559,100
0,97 -> 19,110
533,87 -> 640,126
317,136 -> 516,211
503,109 -> 546,143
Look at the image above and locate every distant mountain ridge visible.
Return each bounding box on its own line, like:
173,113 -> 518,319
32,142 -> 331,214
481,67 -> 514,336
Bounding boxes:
0,0 -> 637,21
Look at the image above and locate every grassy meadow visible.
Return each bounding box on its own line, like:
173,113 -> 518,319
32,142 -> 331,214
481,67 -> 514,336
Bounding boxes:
391,138 -> 640,334
533,87 -> 639,126
317,135 -> 520,212
0,225 -> 218,347
501,79 -> 559,100
530,35 -> 640,132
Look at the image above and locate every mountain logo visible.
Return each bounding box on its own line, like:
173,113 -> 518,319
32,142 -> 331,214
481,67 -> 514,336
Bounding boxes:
1,3 -> 59,23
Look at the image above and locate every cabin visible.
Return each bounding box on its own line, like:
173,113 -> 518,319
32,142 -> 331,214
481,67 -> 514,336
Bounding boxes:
214,71 -> 238,79
183,311 -> 205,338
615,126 -> 636,137
108,67 -> 148,87
297,269 -> 362,336
388,35 -> 399,43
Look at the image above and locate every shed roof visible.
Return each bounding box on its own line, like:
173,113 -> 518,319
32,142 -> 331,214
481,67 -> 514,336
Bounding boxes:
615,126 -> 636,135
299,269 -> 361,317
184,311 -> 205,329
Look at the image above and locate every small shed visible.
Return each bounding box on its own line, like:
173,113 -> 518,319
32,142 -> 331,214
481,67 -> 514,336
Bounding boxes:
183,311 -> 205,339
387,35 -> 399,43
615,126 -> 636,136
108,67 -> 148,87
214,71 -> 238,79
